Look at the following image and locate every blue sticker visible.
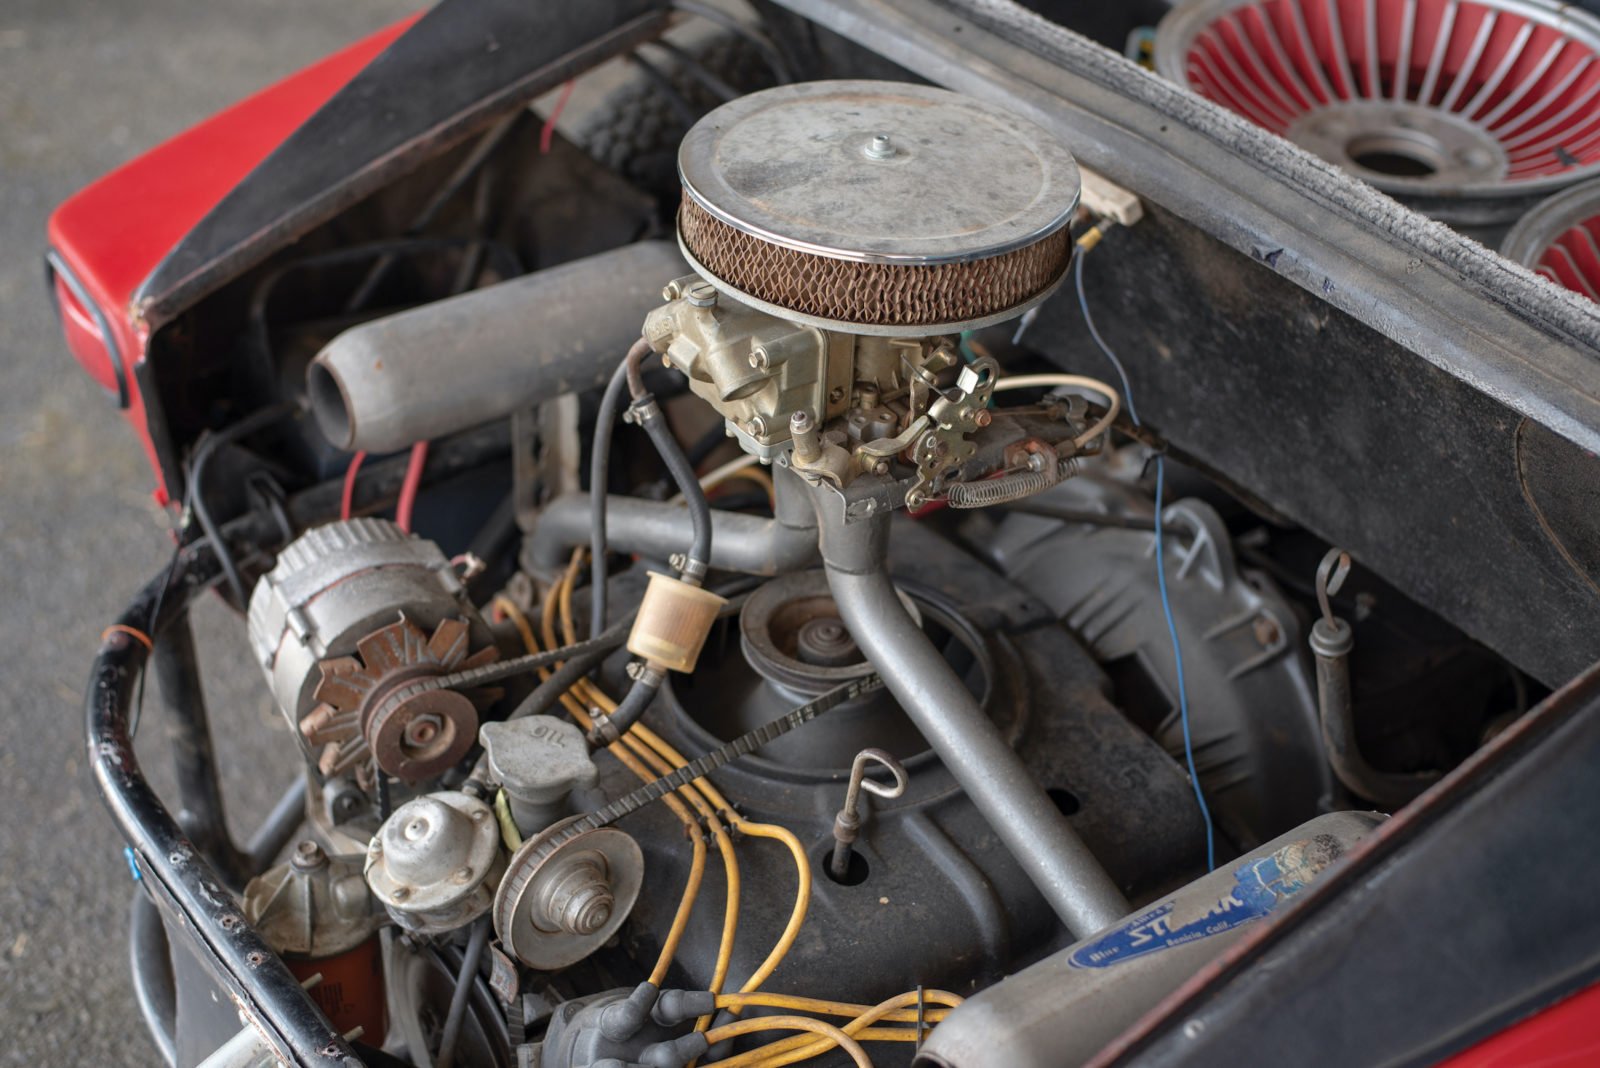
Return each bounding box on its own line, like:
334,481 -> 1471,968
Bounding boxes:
1069,843 -> 1321,969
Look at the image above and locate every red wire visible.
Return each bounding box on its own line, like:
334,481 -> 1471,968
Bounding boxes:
395,441 -> 429,533
340,451 -> 367,521
540,79 -> 576,155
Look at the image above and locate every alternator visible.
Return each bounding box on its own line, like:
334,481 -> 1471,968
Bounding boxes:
246,519 -> 499,783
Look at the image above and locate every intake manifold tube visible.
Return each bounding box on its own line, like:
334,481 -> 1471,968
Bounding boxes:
308,241 -> 688,454
810,482 -> 1128,938
525,463 -> 820,581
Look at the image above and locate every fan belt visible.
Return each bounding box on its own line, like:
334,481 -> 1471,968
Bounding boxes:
511,673 -> 884,865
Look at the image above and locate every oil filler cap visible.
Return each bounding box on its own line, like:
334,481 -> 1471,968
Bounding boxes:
676,80 -> 1081,335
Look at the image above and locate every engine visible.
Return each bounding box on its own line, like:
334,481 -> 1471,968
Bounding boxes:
74,0 -> 1581,1055
188,78 -> 1410,1068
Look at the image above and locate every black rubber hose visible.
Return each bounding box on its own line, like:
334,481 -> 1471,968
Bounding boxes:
184,402 -> 298,607
435,917 -> 490,1068
594,672 -> 662,743
589,351 -> 638,639
634,401 -> 713,584
621,335 -> 712,581
585,377 -> 710,741
245,778 -> 309,874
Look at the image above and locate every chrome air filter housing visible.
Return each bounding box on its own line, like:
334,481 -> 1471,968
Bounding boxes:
675,80 -> 1081,336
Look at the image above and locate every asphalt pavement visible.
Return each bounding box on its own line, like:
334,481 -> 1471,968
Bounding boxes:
0,3 -> 412,1063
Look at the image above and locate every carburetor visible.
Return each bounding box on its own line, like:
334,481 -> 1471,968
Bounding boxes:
645,80 -> 1085,508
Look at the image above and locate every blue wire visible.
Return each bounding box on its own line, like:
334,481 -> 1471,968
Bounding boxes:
1075,249 -> 1216,871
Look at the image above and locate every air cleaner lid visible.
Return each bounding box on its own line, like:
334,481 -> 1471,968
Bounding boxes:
676,80 -> 1082,334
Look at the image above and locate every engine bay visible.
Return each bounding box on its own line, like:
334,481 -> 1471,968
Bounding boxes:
64,1 -> 1600,1066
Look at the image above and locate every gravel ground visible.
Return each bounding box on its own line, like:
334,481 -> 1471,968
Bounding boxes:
0,3 -> 412,1063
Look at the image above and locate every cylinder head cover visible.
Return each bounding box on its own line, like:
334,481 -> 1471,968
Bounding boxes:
676,80 -> 1081,335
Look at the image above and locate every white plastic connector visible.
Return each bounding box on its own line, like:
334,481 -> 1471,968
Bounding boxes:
1080,166 -> 1143,227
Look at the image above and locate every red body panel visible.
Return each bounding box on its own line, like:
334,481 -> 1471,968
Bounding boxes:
1438,980 -> 1600,1067
44,15 -> 419,501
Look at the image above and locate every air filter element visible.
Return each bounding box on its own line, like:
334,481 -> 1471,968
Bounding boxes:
676,80 -> 1080,335
1502,176 -> 1600,300
1155,0 -> 1600,217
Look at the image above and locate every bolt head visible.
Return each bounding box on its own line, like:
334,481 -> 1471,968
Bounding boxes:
829,386 -> 846,404
291,840 -> 327,871
686,281 -> 717,308
748,416 -> 768,436
864,132 -> 896,160
974,409 -> 993,428
402,713 -> 445,749
790,410 -> 813,433
563,884 -> 616,935
391,886 -> 411,903
749,347 -> 770,370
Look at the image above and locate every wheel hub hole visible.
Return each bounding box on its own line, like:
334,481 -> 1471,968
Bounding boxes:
1346,132 -> 1442,178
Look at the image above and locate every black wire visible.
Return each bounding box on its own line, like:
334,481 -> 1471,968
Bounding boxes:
184,403 -> 299,607
246,472 -> 295,545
